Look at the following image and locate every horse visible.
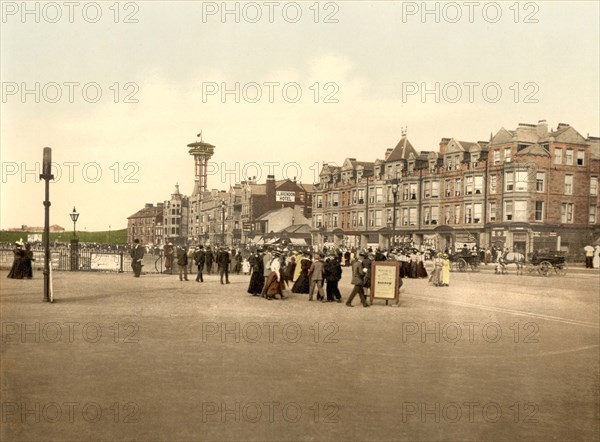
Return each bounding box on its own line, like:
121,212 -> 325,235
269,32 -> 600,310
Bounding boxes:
496,252 -> 526,275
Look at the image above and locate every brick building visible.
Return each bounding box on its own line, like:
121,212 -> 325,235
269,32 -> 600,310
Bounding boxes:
311,121 -> 599,260
127,203 -> 164,245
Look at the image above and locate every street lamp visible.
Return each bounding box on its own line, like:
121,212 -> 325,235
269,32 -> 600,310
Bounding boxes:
70,207 -> 79,237
221,199 -> 226,246
69,206 -> 80,271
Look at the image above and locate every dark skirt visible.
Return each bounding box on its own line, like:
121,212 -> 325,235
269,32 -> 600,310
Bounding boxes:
7,252 -> 27,279
291,271 -> 310,293
417,261 -> 428,278
247,271 -> 264,295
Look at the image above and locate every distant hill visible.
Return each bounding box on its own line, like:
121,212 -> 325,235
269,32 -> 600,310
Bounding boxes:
0,229 -> 128,244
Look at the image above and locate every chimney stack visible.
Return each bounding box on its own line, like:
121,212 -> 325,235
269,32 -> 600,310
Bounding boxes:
439,138 -> 451,155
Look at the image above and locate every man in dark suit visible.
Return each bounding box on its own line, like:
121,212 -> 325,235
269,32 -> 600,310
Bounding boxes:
205,247 -> 214,274
130,239 -> 144,277
217,247 -> 231,284
346,252 -> 369,307
193,245 -> 206,282
177,246 -> 189,281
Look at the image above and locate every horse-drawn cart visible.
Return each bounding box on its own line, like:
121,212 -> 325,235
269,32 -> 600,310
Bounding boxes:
526,251 -> 567,276
450,252 -> 480,272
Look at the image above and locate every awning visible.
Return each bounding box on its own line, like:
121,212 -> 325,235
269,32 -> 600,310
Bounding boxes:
290,238 -> 307,246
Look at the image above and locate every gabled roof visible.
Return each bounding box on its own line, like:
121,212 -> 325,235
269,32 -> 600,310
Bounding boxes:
588,137 -> 600,160
278,224 -> 311,234
490,127 -> 515,145
545,125 -> 587,144
128,205 -> 163,219
386,136 -> 418,162
515,143 -> 550,157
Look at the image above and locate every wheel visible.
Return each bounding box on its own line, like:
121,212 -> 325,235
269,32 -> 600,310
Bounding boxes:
556,262 -> 567,276
540,261 -> 552,277
457,258 -> 467,272
471,261 -> 480,272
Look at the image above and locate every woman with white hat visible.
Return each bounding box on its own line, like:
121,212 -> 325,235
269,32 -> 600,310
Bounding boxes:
7,239 -> 27,279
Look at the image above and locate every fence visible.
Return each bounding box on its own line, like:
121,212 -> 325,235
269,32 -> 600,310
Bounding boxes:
0,248 -> 165,273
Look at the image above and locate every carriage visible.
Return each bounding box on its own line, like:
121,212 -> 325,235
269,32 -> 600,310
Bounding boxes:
449,251 -> 480,272
526,251 -> 567,276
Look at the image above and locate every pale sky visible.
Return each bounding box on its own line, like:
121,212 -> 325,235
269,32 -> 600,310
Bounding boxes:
1,1 -> 599,231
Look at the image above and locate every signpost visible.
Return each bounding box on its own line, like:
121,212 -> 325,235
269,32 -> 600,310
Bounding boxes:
370,261 -> 401,306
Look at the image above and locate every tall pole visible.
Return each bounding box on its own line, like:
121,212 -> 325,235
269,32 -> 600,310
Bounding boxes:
392,189 -> 398,249
221,200 -> 225,246
40,147 -> 54,302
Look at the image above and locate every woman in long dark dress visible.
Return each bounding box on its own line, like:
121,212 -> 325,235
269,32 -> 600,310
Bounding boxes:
24,243 -> 34,278
247,251 -> 265,296
291,255 -> 311,293
7,242 -> 27,279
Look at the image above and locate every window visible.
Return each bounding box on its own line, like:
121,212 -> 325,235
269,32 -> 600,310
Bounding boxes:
369,211 -> 374,226
489,202 -> 496,222
431,206 -> 439,224
357,189 -> 365,204
504,201 -> 513,221
505,171 -> 514,191
402,184 -> 409,201
566,149 -> 573,165
332,214 -> 338,227
357,213 -> 364,226
465,176 -> 474,195
535,201 -> 544,221
493,150 -> 500,164
474,176 -> 483,194
504,147 -> 512,162
561,203 -> 574,223
454,205 -> 461,224
431,181 -> 439,197
332,193 -> 339,207
464,204 -> 473,223
409,207 -> 417,226
490,175 -> 497,194
515,170 -> 528,192
514,201 -> 527,221
474,203 -> 482,223
564,174 -> 573,195
536,172 -> 545,192
444,205 -> 451,224
409,183 -> 417,200
375,210 -> 382,226
590,205 -> 597,224
591,177 -> 598,195
402,208 -> 409,226
423,181 -> 431,198
445,180 -> 452,197
554,148 -> 562,164
577,151 -> 585,166
454,178 -> 461,196
423,207 -> 431,224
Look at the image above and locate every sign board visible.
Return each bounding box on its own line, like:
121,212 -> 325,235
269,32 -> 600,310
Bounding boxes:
90,253 -> 121,271
28,233 -> 42,242
276,191 -> 296,202
370,262 -> 401,305
242,222 -> 252,231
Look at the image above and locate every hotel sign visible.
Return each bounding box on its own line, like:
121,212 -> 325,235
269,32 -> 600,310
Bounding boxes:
276,191 -> 296,202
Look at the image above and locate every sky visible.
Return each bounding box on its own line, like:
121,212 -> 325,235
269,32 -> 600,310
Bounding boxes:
1,1 -> 599,231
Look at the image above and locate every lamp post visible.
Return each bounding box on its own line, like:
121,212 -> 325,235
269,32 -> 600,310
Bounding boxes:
221,199 -> 226,246
40,147 -> 54,302
69,207 -> 79,271
391,181 -> 399,249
